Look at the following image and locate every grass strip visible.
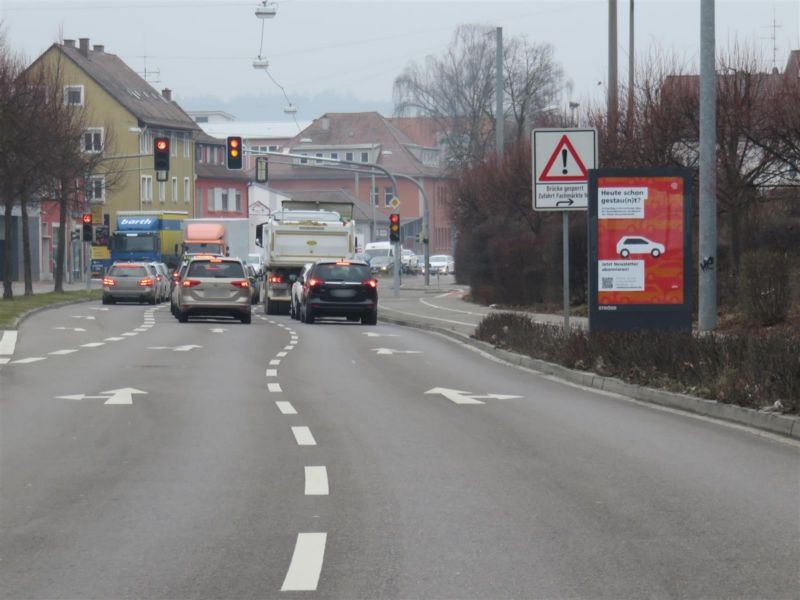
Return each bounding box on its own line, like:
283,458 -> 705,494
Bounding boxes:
0,290 -> 101,328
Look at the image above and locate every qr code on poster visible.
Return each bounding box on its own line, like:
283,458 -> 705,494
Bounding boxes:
601,277 -> 613,289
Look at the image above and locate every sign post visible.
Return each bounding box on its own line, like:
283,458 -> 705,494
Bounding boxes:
533,128 -> 597,332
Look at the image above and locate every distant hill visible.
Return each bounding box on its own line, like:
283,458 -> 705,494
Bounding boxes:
176,91 -> 394,121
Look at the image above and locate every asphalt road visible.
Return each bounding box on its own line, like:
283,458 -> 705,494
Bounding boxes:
0,297 -> 797,599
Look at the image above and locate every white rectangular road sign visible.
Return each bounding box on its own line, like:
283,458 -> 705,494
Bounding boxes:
532,128 -> 597,211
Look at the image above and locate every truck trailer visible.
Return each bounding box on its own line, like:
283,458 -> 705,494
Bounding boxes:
182,218 -> 250,262
109,211 -> 187,269
256,201 -> 356,314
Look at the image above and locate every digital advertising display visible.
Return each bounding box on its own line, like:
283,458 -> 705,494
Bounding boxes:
588,169 -> 692,332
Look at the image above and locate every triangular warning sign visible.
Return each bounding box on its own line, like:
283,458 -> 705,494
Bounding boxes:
539,135 -> 589,182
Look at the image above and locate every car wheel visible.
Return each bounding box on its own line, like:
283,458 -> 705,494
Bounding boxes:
240,312 -> 252,324
149,294 -> 157,305
362,307 -> 378,325
346,315 -> 359,322
651,249 -> 661,258
305,306 -> 315,324
178,310 -> 189,323
102,295 -> 111,305
620,249 -> 630,258
265,297 -> 276,315
290,300 -> 297,320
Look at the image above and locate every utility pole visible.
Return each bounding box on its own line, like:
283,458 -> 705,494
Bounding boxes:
608,0 -> 618,155
495,27 -> 504,163
699,0 -> 717,330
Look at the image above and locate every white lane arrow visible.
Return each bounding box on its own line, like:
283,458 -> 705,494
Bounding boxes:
209,328 -> 227,333
361,332 -> 400,338
371,348 -> 423,355
148,345 -> 202,352
53,327 -> 87,332
71,315 -> 96,320
56,387 -> 147,405
100,387 -> 147,405
424,387 -> 522,405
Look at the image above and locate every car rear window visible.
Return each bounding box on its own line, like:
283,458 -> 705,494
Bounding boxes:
313,263 -> 370,281
108,265 -> 148,277
187,260 -> 245,278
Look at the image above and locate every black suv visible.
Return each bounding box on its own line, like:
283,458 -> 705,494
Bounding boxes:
298,260 -> 378,325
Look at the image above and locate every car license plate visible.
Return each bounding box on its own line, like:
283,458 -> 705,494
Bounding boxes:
330,289 -> 355,298
203,289 -> 228,298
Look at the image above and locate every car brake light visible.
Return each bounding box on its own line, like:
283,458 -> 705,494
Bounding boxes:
182,279 -> 201,287
335,261 -> 350,265
362,278 -> 378,289
231,280 -> 250,289
172,272 -> 180,280
269,275 -> 283,284
156,274 -> 163,281
139,278 -> 153,287
307,278 -> 324,288
102,277 -> 116,286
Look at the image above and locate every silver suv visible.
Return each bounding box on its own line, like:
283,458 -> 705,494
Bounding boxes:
175,256 -> 252,324
102,262 -> 159,304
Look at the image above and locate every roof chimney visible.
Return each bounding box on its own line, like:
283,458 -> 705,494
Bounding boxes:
78,38 -> 89,57
63,39 -> 75,48
161,88 -> 172,101
93,45 -> 104,53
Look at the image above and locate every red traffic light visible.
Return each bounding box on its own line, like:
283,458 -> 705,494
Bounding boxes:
226,136 -> 243,169
229,138 -> 240,149
82,213 -> 92,224
155,138 -> 168,152
389,213 -> 400,225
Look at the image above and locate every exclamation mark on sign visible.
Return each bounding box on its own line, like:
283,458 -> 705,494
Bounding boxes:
561,149 -> 568,175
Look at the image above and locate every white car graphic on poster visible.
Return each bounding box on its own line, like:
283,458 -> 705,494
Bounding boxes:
616,236 -> 665,258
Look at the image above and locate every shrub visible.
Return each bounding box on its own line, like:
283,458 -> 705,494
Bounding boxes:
739,249 -> 791,326
474,312 -> 799,413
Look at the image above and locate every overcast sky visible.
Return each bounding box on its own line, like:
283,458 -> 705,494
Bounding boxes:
2,0 -> 798,120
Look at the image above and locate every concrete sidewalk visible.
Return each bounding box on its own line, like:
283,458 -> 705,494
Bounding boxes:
8,279 -> 102,295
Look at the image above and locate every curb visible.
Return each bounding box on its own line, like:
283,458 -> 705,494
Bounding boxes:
5,295 -> 100,330
379,314 -> 800,441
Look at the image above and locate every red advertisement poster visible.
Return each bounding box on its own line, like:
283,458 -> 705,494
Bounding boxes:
596,176 -> 685,305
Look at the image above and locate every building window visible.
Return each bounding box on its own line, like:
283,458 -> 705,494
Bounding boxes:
345,151 -> 354,161
196,187 -> 203,212
371,186 -> 379,206
299,153 -> 308,164
64,85 -> 84,106
83,128 -> 104,153
141,175 -> 153,203
384,186 -> 393,207
315,152 -> 323,164
86,176 -> 105,202
212,188 -> 224,211
184,178 -> 190,204
360,151 -> 369,163
139,130 -> 153,155
330,152 -> 338,160
172,177 -> 178,203
268,145 -> 278,152
233,189 -> 242,212
158,181 -> 165,203
170,133 -> 177,157
196,145 -> 203,161
184,135 -> 190,158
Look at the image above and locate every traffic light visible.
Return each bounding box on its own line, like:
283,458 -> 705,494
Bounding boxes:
227,136 -> 243,170
154,137 -> 170,174
81,213 -> 93,242
389,213 -> 400,242
255,156 -> 268,182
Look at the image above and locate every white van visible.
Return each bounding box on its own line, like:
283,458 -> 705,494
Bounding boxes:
364,241 -> 394,261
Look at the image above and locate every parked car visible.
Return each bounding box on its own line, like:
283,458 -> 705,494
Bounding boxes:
297,259 -> 378,325
428,254 -> 455,274
401,249 -> 418,274
369,255 -> 394,275
290,263 -> 313,320
174,256 -> 252,324
102,262 -> 159,305
616,236 -> 665,258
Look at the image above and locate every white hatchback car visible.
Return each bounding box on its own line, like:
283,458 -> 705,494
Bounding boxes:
616,236 -> 665,258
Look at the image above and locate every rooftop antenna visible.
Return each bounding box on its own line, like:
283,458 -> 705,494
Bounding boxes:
137,49 -> 161,84
762,4 -> 781,72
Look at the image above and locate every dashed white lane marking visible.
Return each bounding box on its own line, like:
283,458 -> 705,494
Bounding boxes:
281,533 -> 327,592
49,349 -> 78,355
276,401 -> 297,415
133,328 -> 147,332
304,466 -> 329,496
12,357 -> 46,364
122,332 -> 138,337
283,345 -> 294,351
80,342 -> 105,348
0,330 -> 18,355
268,383 -> 283,393
276,351 -> 287,358
270,359 -> 281,366
266,369 -> 278,377
291,426 -> 316,446
105,337 -> 125,341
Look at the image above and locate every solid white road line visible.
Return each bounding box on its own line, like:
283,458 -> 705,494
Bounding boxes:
291,426 -> 316,446
270,359 -> 281,366
281,533 -> 327,592
379,305 -> 475,327
12,357 -> 46,364
0,330 -> 18,355
266,369 -> 278,377
276,401 -> 297,415
419,297 -> 486,316
304,466 -> 329,496
268,383 -> 283,393
276,351 -> 287,357
49,349 -> 78,355
80,342 -> 106,348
